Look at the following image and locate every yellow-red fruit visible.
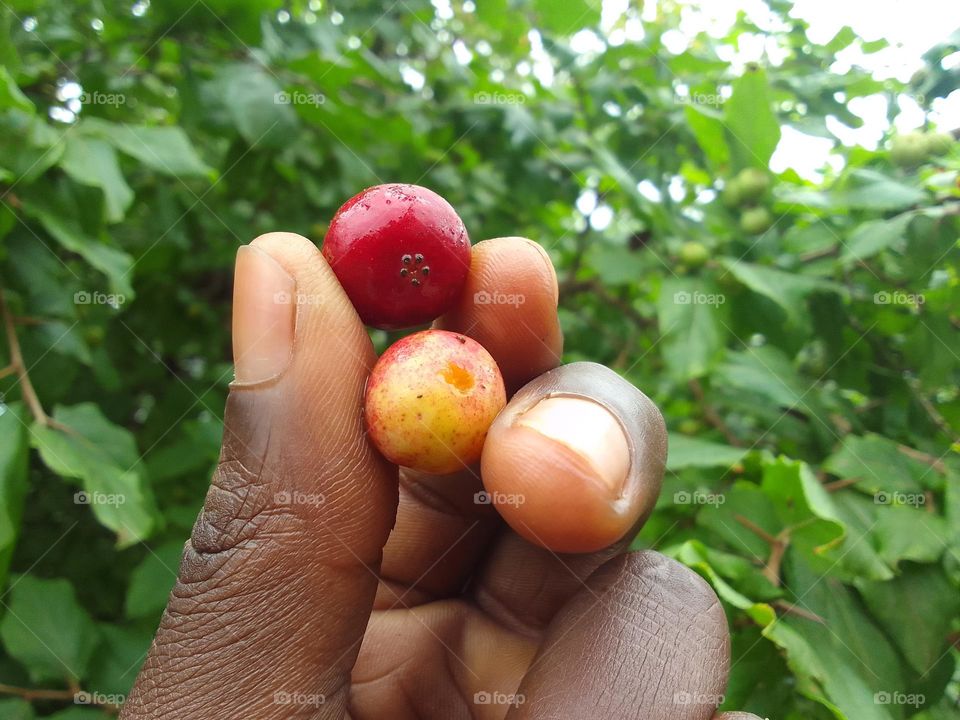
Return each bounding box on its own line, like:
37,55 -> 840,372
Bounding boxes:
364,329 -> 506,474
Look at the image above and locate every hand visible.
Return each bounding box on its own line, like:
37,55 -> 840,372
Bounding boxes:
122,233 -> 760,720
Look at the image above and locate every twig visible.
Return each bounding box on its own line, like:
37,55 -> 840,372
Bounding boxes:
735,515 -> 789,587
896,444 -> 948,474
560,279 -> 655,329
0,363 -> 15,380
773,600 -> 825,624
689,378 -> 742,447
0,682 -> 75,701
0,287 -> 50,426
735,514 -> 777,544
822,476 -> 860,492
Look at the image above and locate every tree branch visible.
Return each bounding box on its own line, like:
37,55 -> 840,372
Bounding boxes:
0,287 -> 51,426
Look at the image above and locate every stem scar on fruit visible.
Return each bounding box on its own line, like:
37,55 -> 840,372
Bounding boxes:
321,184 -> 471,330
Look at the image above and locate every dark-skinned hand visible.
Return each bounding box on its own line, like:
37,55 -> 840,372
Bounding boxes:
121,233 -> 762,720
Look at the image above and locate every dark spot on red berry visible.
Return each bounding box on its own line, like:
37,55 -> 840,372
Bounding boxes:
456,335 -> 466,344
402,254 -> 412,265
415,253 -> 424,264
421,266 -> 430,276
400,268 -> 408,277
411,277 -> 421,286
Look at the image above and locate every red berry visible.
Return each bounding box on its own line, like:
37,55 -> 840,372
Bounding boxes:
322,184 -> 471,329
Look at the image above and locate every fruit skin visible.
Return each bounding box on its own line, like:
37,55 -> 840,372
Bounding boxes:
891,132 -> 929,167
322,184 -> 471,329
740,206 -> 773,235
720,181 -> 741,208
364,329 -> 506,475
924,131 -> 954,156
679,241 -> 710,268
734,167 -> 770,202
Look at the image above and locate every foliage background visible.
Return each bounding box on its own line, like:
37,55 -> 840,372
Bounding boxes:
0,0 -> 959,718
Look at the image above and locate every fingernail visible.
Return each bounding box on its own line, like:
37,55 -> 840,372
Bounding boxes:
514,397 -> 630,494
232,245 -> 296,384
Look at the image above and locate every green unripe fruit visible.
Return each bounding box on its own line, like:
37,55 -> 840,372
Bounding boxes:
734,167 -> 770,202
740,206 -> 773,235
679,241 -> 710,267
721,181 -> 742,208
890,132 -> 929,167
924,131 -> 954,156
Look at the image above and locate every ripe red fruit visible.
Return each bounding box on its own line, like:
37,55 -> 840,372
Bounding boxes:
364,329 -> 506,475
322,184 -> 471,329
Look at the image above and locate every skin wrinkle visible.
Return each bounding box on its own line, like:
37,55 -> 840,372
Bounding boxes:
126,236 -> 745,720
505,553 -> 729,720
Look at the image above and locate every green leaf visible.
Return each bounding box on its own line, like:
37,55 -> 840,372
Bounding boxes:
0,111 -> 65,182
657,277 -> 729,380
0,404 -> 29,591
208,64 -> 299,149
86,623 -> 154,697
125,541 -> 182,619
59,136 -> 133,223
724,68 -> 781,170
588,244 -> 646,285
717,347 -> 814,410
823,434 -> 931,494
30,404 -> 157,547
667,434 -> 748,470
22,199 -> 135,298
840,170 -> 927,212
0,66 -> 33,113
763,552 -> 906,720
0,699 -> 34,720
720,260 -> 842,326
535,0 -> 600,34
0,575 -> 98,682
858,562 -> 960,675
685,104 -> 729,170
841,213 -> 912,264
85,121 -> 213,178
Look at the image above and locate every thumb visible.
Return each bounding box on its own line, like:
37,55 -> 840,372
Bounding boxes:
123,233 -> 397,719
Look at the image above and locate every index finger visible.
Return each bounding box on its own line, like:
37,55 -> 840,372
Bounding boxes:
436,236 -> 563,395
